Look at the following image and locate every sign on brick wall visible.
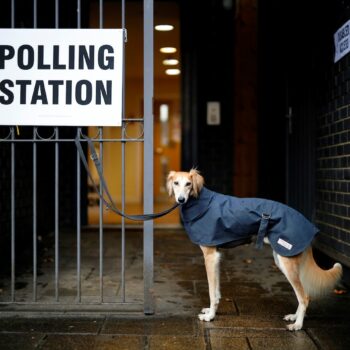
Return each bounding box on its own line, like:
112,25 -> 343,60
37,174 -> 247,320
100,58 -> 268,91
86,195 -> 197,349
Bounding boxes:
334,20 -> 350,63
0,29 -> 123,126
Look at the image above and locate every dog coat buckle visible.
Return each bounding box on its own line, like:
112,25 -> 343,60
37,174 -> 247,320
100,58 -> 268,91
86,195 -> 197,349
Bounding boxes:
255,212 -> 271,249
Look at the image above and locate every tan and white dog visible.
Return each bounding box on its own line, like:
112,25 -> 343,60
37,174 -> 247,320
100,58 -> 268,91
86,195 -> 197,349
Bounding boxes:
167,169 -> 343,331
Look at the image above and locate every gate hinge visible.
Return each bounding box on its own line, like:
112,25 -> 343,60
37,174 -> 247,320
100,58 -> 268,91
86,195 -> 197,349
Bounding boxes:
123,29 -> 128,43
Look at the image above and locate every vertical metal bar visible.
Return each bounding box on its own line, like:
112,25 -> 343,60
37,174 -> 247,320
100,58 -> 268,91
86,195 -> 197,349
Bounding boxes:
55,128 -> 59,301
76,128 -> 81,303
55,0 -> 60,303
11,129 -> 15,302
55,0 -> 59,28
99,127 -> 104,302
33,128 -> 37,301
76,0 -> 82,304
11,0 -> 15,27
121,0 -> 126,303
33,0 -> 37,28
99,0 -> 103,28
32,0 -> 38,303
10,0 -> 15,305
121,138 -> 126,303
77,0 -> 81,29
99,0 -> 104,305
143,0 -> 154,314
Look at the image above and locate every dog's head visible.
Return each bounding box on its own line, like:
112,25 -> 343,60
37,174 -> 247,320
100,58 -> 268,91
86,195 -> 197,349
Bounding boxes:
166,169 -> 204,204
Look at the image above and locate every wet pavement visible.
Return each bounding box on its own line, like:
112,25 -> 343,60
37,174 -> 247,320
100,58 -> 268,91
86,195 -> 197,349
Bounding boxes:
0,228 -> 350,349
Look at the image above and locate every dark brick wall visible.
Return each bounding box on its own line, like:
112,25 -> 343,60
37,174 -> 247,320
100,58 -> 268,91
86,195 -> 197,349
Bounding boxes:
258,0 -> 350,266
312,0 -> 350,263
315,57 -> 350,259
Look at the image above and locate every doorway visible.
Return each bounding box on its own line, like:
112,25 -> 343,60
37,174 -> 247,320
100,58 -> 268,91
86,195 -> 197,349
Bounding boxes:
87,0 -> 181,226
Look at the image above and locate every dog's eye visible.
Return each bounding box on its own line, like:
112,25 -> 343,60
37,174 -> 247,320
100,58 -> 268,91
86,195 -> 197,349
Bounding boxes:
174,181 -> 179,186
185,182 -> 192,187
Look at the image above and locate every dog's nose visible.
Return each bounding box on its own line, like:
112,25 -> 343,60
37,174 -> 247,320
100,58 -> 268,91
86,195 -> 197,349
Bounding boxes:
178,196 -> 185,204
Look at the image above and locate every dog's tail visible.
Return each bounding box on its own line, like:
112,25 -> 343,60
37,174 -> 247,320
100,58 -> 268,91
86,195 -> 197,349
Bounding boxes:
300,248 -> 343,298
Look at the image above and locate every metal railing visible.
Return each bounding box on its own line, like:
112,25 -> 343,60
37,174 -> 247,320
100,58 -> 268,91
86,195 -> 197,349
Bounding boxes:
0,0 -> 154,313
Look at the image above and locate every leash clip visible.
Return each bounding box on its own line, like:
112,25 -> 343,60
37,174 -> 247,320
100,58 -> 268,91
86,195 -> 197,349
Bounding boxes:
261,213 -> 271,220
90,153 -> 98,161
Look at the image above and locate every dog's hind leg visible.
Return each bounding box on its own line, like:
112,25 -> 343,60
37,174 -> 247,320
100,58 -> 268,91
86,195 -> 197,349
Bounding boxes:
215,250 -> 221,302
198,246 -> 221,322
276,253 -> 309,331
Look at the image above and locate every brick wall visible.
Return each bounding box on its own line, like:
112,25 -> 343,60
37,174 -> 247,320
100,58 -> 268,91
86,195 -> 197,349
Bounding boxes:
257,0 -> 350,266
315,57 -> 350,262
313,1 -> 350,265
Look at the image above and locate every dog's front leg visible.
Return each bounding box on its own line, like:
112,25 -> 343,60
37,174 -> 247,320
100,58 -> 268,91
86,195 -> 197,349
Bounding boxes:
198,246 -> 221,322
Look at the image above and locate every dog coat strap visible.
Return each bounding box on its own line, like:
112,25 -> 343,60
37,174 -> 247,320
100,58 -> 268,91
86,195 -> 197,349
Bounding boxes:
255,213 -> 271,249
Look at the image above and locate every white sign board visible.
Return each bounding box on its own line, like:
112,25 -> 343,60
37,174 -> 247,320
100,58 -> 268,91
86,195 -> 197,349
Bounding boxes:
334,20 -> 350,63
0,29 -> 123,126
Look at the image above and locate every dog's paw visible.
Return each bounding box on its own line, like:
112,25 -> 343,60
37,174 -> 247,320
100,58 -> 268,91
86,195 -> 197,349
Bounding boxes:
198,312 -> 215,322
200,308 -> 211,315
286,322 -> 302,331
198,307 -> 215,321
283,314 -> 297,322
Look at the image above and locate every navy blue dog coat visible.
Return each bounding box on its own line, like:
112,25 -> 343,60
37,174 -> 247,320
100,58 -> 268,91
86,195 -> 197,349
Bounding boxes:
180,187 -> 319,257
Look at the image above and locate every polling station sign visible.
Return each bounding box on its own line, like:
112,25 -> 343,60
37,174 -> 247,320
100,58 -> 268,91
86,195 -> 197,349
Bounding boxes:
334,20 -> 350,63
0,29 -> 123,126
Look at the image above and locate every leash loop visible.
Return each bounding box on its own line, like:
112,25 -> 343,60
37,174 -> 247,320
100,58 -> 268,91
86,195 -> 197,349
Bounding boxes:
75,136 -> 179,221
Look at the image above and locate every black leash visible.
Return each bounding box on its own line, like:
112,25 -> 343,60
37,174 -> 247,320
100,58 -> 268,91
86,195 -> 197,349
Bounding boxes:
75,137 -> 179,221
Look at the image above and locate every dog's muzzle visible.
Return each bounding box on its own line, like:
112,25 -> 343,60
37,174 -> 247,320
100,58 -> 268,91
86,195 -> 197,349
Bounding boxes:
177,196 -> 186,204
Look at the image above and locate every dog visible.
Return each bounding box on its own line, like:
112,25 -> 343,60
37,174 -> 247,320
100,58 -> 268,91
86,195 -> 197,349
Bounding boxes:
166,169 -> 343,331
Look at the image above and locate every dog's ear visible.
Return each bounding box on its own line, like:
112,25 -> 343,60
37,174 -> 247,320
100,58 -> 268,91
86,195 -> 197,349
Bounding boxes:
189,168 -> 204,198
167,171 -> 176,196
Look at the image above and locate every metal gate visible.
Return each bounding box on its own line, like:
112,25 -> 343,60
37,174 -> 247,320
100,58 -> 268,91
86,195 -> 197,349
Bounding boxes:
0,0 -> 155,314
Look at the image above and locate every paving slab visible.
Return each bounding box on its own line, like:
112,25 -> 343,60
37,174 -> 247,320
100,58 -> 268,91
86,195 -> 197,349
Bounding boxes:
40,335 -> 145,350
0,333 -> 45,350
102,316 -> 199,336
148,335 -> 206,350
0,316 -> 104,334
306,294 -> 350,316
196,280 -> 270,298
210,336 -> 250,350
233,295 -> 297,317
208,327 -> 304,338
203,315 -> 287,329
208,326 -> 318,350
248,335 -> 317,350
307,327 -> 350,350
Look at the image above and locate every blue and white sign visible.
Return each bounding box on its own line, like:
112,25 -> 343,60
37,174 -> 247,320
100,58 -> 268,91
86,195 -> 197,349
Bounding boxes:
0,29 -> 124,126
334,20 -> 350,63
